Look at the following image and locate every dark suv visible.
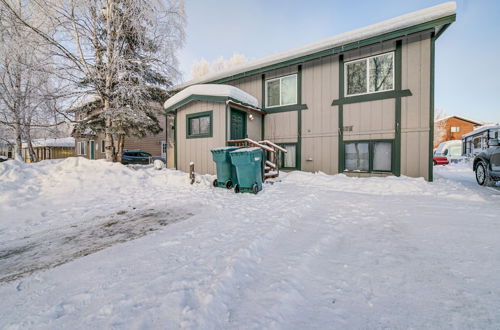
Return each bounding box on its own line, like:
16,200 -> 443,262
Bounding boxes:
473,139 -> 500,186
121,150 -> 152,165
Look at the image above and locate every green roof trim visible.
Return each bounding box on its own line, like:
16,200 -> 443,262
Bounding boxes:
264,104 -> 308,113
165,94 -> 261,113
204,14 -> 455,86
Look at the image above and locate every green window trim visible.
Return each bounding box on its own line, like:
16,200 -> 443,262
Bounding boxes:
331,89 -> 411,106
186,111 -> 213,139
277,143 -> 299,170
263,103 -> 308,113
343,139 -> 395,174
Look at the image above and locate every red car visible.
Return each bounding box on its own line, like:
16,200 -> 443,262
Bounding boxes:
433,155 -> 449,166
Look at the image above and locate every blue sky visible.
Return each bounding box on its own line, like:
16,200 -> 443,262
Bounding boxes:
178,0 -> 500,124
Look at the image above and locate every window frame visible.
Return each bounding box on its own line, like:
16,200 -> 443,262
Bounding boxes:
186,111 -> 213,139
77,141 -> 87,156
344,51 -> 395,97
265,73 -> 298,108
278,143 -> 298,170
344,139 -> 394,174
450,126 -> 460,133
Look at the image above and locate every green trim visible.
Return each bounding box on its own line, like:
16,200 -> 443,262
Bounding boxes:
264,104 -> 308,113
394,40 -> 403,177
165,95 -> 260,113
429,33 -> 436,182
434,23 -> 451,40
225,104 -> 229,144
338,55 -> 345,173
186,111 -> 213,139
297,65 -> 302,170
174,112 -> 177,169
205,15 -> 455,85
261,74 -> 265,140
331,89 -> 411,106
343,139 -> 395,173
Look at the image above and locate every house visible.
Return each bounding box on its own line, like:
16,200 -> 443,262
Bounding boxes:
0,141 -> 13,159
21,138 -> 75,163
164,2 -> 456,181
434,115 -> 482,148
72,101 -> 168,161
462,124 -> 500,157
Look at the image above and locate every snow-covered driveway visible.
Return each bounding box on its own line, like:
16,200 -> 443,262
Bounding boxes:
0,158 -> 499,329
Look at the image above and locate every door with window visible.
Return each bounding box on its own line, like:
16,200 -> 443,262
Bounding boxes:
161,141 -> 167,159
230,109 -> 246,140
90,140 -> 95,160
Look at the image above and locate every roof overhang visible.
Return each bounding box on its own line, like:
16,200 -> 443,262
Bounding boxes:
173,2 -> 456,90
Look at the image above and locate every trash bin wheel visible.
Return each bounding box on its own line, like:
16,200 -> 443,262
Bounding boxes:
234,184 -> 240,193
252,183 -> 259,194
225,180 -> 233,189
213,179 -> 218,187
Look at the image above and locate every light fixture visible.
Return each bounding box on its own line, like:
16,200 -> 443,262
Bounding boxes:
248,114 -> 254,121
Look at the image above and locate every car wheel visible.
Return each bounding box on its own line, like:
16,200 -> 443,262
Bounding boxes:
476,161 -> 494,186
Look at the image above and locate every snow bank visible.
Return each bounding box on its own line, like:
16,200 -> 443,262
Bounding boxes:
164,84 -> 258,109
175,2 -> 456,89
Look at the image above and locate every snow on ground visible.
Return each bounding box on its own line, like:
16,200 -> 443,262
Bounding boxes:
0,158 -> 499,329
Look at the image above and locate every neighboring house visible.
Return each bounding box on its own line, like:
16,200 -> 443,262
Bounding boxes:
434,115 -> 482,148
22,138 -> 75,163
0,141 -> 14,159
72,102 -> 167,160
462,124 -> 500,157
164,2 -> 456,181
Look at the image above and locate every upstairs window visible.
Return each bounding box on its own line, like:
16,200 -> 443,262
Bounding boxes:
265,74 -> 297,108
345,52 -> 394,96
187,111 -> 212,138
450,126 -> 460,133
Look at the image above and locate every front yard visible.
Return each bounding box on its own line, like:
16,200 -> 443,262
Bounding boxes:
0,158 -> 499,329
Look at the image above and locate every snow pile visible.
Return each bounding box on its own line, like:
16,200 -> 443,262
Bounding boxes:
1,160 -> 500,329
175,2 -> 456,89
164,84 -> 259,109
21,137 -> 75,148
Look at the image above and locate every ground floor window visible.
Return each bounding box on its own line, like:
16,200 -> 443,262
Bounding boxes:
187,111 -> 213,138
101,140 -> 105,153
345,140 -> 393,173
77,141 -> 86,155
278,143 -> 297,169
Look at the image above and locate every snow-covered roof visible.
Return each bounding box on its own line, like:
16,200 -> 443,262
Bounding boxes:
174,2 -> 456,90
434,115 -> 482,125
164,84 -> 259,110
22,137 -> 75,148
461,125 -> 500,139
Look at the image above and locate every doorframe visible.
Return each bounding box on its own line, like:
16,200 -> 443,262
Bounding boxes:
89,140 -> 95,160
230,108 -> 247,140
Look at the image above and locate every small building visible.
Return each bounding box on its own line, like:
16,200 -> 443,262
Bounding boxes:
0,141 -> 14,159
462,125 -> 500,157
434,115 -> 482,148
164,2 -> 456,181
22,138 -> 75,163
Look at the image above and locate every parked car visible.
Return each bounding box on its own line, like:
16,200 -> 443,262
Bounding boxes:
433,155 -> 449,166
0,155 -> 8,162
434,140 -> 464,163
121,150 -> 152,165
473,138 -> 500,186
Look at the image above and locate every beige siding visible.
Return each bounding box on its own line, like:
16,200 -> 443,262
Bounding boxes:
301,56 -> 339,174
401,33 -> 432,179
227,76 -> 262,107
124,117 -> 167,157
264,112 -> 298,143
343,99 -> 395,141
176,101 -> 226,174
246,113 -> 263,141
343,40 -> 395,62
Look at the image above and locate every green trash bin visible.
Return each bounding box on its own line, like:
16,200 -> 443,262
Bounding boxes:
229,147 -> 263,194
211,147 -> 240,189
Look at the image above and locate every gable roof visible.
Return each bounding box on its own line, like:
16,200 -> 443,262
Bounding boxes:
434,115 -> 483,126
164,84 -> 259,112
174,2 -> 456,90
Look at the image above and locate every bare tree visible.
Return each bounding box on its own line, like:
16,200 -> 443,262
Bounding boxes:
1,0 -> 185,161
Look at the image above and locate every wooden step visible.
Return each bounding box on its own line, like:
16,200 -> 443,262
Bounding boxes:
265,160 -> 276,169
264,172 -> 279,179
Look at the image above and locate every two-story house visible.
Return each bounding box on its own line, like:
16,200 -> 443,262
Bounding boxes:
164,2 -> 456,181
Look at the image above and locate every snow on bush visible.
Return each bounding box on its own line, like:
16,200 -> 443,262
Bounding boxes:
153,159 -> 165,170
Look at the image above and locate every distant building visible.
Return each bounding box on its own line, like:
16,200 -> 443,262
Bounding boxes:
434,116 -> 482,148
22,138 -> 75,163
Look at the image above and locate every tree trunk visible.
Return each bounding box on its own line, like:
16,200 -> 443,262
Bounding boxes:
13,119 -> 23,161
115,134 -> 125,162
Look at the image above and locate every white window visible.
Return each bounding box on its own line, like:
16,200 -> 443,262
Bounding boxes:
78,141 -> 86,155
345,141 -> 392,172
345,52 -> 394,96
161,141 -> 167,157
279,144 -> 297,168
265,74 -> 298,108
373,141 -> 392,172
451,126 -> 460,133
345,142 -> 369,172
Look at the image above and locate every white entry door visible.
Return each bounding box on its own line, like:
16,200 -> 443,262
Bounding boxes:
161,141 -> 167,159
